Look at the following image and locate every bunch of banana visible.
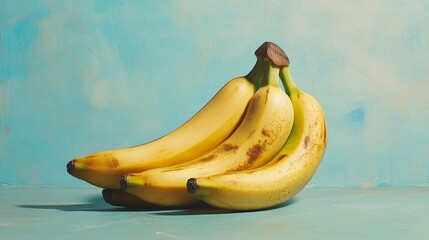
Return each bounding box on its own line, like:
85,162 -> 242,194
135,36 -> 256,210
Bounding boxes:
67,42 -> 327,211
67,44 -> 271,189
187,65 -> 328,211
121,68 -> 294,207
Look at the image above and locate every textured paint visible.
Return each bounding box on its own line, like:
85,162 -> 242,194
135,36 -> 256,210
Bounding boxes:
1,0 -> 429,187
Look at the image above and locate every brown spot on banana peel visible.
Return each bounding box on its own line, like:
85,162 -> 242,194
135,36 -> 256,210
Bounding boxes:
304,136 -> 310,149
224,143 -> 266,173
272,154 -> 288,164
261,128 -> 271,138
247,144 -> 263,163
222,144 -> 238,152
317,123 -> 328,151
105,155 -> 119,168
264,87 -> 270,105
226,126 -> 280,172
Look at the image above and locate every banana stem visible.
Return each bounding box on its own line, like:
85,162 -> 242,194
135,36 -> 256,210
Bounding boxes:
246,58 -> 280,89
261,61 -> 280,88
247,42 -> 291,89
245,57 -> 265,89
280,66 -> 299,95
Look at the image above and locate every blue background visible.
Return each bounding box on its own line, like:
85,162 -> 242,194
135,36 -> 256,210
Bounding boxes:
1,0 -> 428,187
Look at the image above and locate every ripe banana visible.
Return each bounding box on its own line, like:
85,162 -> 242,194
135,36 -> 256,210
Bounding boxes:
122,55 -> 294,207
102,189 -> 152,208
66,57 -> 268,189
187,65 -> 328,211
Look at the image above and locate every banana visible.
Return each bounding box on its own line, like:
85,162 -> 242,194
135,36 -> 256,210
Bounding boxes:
102,189 -> 152,208
66,56 -> 268,189
187,64 -> 328,211
122,44 -> 294,207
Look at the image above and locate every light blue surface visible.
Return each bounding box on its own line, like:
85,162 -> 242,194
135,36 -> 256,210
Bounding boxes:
1,187 -> 428,240
1,1 -> 429,187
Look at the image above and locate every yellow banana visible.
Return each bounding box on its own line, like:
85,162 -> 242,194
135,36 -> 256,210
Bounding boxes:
122,51 -> 294,207
187,65 -> 328,211
102,189 -> 152,208
67,57 -> 268,189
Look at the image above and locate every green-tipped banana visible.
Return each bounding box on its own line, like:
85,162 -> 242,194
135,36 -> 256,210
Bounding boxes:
187,63 -> 328,211
67,51 -> 270,189
121,43 -> 295,207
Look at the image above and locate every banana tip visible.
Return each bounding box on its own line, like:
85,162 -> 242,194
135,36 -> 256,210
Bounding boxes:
102,189 -> 113,202
186,178 -> 198,194
66,160 -> 75,175
120,175 -> 128,190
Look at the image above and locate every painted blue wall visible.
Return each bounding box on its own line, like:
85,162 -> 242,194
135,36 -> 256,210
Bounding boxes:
1,0 -> 428,187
